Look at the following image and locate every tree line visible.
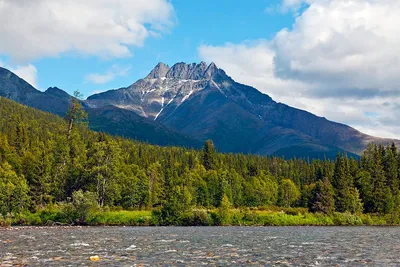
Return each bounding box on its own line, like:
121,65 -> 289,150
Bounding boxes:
0,95 -> 400,224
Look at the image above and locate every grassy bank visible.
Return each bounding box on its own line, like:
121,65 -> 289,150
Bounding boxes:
0,206 -> 392,227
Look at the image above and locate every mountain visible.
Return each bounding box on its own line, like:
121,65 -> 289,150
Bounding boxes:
87,106 -> 201,147
0,66 -> 202,149
87,62 -> 399,158
1,63 -> 398,159
0,67 -> 72,116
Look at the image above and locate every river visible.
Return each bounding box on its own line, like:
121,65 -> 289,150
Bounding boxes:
1,226 -> 399,266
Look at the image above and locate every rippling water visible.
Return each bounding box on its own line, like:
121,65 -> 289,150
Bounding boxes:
1,226 -> 400,266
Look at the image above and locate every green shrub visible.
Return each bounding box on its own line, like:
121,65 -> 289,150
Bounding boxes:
72,190 -> 98,224
13,211 -> 42,225
0,215 -> 11,227
86,210 -> 151,226
179,210 -> 212,226
217,195 -> 232,226
284,207 -> 308,216
332,212 -> 363,226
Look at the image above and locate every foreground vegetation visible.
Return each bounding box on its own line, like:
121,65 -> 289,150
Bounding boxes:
0,205 -> 390,227
1,94 -> 400,227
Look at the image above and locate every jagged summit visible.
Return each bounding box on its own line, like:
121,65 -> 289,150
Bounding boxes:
145,61 -> 224,80
145,62 -> 170,79
87,61 -> 232,121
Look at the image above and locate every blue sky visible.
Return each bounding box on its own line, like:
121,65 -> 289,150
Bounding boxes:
0,0 -> 399,138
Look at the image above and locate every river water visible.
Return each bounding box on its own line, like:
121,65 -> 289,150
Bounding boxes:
1,226 -> 399,266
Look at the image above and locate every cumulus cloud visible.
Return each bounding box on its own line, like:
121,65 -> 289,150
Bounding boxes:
0,60 -> 38,88
85,65 -> 131,85
0,0 -> 174,62
199,0 -> 400,138
198,42 -> 308,99
273,0 -> 400,92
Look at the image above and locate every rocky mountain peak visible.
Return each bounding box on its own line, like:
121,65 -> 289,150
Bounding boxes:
164,62 -> 203,80
204,62 -> 218,78
143,61 -> 229,81
145,62 -> 170,79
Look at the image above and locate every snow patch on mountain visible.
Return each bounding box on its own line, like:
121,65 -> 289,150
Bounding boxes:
181,90 -> 193,103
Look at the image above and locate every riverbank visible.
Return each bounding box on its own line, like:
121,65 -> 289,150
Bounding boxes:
0,207 -> 394,227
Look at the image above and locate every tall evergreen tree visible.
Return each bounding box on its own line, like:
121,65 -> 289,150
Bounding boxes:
310,177 -> 335,214
202,140 -> 217,171
383,144 -> 399,195
332,154 -> 362,213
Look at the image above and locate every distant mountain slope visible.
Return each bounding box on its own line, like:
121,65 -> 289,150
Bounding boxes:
0,67 -> 202,149
0,67 -> 71,116
87,106 -> 201,148
87,62 -> 399,157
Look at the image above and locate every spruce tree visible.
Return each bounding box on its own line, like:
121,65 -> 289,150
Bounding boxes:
332,154 -> 349,212
202,140 -> 216,170
310,177 -> 335,214
371,145 -> 393,213
383,144 -> 399,195
332,154 -> 362,213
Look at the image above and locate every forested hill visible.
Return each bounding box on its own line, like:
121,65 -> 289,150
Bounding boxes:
1,96 -> 400,224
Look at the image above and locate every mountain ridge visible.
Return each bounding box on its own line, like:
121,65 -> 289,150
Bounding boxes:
87,62 -> 398,157
0,63 -> 398,159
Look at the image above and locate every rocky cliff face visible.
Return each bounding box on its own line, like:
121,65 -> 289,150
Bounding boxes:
86,62 -> 229,121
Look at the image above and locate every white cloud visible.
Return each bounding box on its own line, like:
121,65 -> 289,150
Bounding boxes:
85,65 -> 131,85
199,0 -> 400,139
0,0 -> 174,62
273,0 -> 400,91
280,0 -> 311,13
198,42 -> 308,99
12,64 -> 38,88
0,61 -> 38,88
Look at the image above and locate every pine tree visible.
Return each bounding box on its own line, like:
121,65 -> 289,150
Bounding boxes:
383,144 -> 399,195
147,162 -> 164,208
202,140 -> 216,170
371,145 -> 393,213
333,154 -> 347,212
355,170 -> 374,212
310,177 -> 335,214
332,154 -> 361,213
